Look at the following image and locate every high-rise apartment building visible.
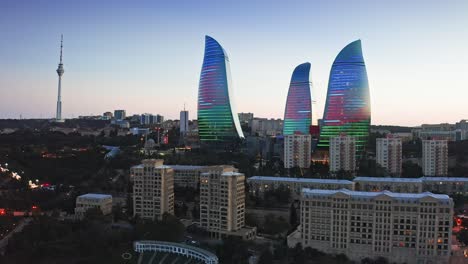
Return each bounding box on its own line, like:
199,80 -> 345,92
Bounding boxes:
114,110 -> 126,121
180,110 -> 189,133
197,36 -> 244,146
140,113 -> 151,125
298,189 -> 452,264
284,134 -> 311,169
319,40 -> 371,157
329,135 -> 356,176
199,167 -> 255,240
376,136 -> 402,176
283,63 -> 312,135
131,159 -> 174,220
422,140 -> 448,176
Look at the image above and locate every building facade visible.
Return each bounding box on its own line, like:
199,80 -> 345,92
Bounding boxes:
169,165 -> 236,189
200,168 -> 255,240
354,177 -> 423,193
283,63 -> 312,135
318,40 -> 371,157
329,135 -> 356,176
114,110 -> 126,121
180,110 -> 189,134
246,176 -> 468,196
247,176 -> 354,199
298,189 -> 452,264
75,193 -> 113,217
422,140 -> 448,176
284,134 -> 311,169
376,136 -> 402,176
197,36 -> 244,146
131,159 -> 175,220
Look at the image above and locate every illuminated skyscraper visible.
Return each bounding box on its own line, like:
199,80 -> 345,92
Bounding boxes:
197,36 -> 244,145
318,40 -> 371,155
283,63 -> 312,135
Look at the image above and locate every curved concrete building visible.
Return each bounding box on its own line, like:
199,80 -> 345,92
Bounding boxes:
197,36 -> 244,145
283,62 -> 312,135
318,40 -> 371,155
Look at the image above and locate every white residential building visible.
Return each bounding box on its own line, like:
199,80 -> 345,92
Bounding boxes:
422,140 -> 448,176
284,134 -> 311,169
376,136 -> 402,176
297,189 -> 453,264
131,159 -> 175,220
329,135 -> 356,176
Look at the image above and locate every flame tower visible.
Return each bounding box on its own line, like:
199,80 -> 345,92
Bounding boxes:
197,36 -> 244,147
283,62 -> 312,135
318,40 -> 371,156
55,35 -> 64,122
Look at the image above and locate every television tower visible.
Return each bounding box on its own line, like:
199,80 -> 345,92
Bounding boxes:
55,34 -> 64,122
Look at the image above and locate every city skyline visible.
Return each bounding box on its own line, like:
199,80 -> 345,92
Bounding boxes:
1,0 -> 467,126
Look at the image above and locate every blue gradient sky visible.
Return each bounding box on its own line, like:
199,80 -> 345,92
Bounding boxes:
1,0 -> 467,126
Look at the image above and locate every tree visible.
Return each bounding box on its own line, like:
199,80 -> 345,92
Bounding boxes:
257,248 -> 274,264
457,229 -> 468,246
191,205 -> 200,219
402,161 -> 423,178
289,202 -> 298,227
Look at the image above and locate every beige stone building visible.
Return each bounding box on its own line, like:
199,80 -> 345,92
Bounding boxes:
169,165 -> 237,189
297,189 -> 452,264
354,177 -> 423,193
200,167 -> 255,240
247,176 -> 355,199
131,159 -> 174,220
75,193 -> 113,217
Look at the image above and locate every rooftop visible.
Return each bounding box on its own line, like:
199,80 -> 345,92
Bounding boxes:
302,188 -> 452,201
354,177 -> 423,183
78,193 -> 112,200
248,176 -> 354,184
168,165 -> 205,170
422,177 -> 468,182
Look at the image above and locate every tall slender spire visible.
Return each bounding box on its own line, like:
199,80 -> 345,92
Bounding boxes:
55,34 -> 65,122
59,34 -> 63,64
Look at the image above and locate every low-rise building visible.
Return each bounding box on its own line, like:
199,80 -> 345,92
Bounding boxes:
247,176 -> 354,199
297,189 -> 453,264
75,193 -> 113,217
354,177 -> 423,193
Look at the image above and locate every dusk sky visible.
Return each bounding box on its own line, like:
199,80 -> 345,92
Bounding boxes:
1,0 -> 467,126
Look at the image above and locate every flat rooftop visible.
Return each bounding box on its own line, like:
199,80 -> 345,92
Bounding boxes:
78,193 -> 112,199
248,176 -> 354,184
354,177 -> 423,183
302,188 -> 451,201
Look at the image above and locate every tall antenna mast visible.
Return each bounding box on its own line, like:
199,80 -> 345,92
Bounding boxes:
55,34 -> 65,122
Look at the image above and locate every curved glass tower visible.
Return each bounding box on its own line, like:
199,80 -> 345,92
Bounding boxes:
283,62 -> 312,135
197,36 -> 244,145
318,40 -> 371,155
